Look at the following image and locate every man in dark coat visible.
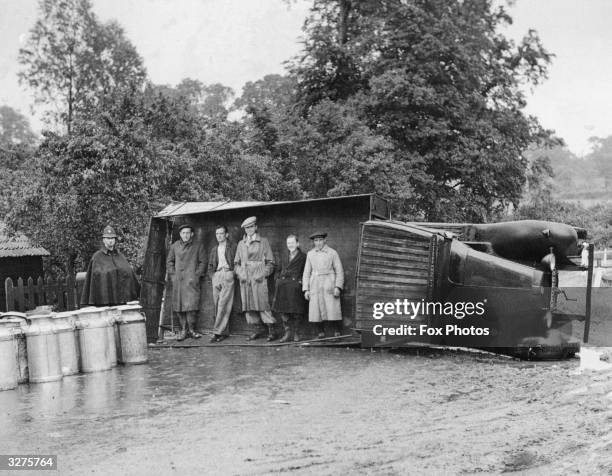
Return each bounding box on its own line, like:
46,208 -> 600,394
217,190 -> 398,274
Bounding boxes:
272,234 -> 307,342
207,225 -> 237,343
167,223 -> 207,341
80,225 -> 140,307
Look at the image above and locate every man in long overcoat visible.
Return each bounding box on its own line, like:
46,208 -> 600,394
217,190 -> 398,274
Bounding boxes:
207,224 -> 237,343
272,234 -> 307,342
167,223 -> 207,341
234,216 -> 277,341
302,231 -> 344,338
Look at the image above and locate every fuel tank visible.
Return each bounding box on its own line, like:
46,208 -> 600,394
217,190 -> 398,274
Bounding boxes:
464,220 -> 580,262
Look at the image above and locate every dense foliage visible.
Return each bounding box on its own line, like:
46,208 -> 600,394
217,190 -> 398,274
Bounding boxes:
7,0 -> 612,277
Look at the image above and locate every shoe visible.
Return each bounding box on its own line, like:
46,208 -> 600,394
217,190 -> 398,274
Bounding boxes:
247,331 -> 264,341
293,333 -> 300,342
216,335 -> 228,342
210,335 -> 220,343
266,324 -> 278,342
317,332 -> 325,339
177,328 -> 187,342
332,331 -> 342,342
188,329 -> 202,339
279,330 -> 292,343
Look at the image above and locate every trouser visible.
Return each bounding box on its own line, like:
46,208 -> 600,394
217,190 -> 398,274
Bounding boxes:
174,311 -> 198,330
245,310 -> 276,330
212,269 -> 235,336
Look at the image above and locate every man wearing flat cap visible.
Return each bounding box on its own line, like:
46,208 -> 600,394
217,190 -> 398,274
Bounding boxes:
167,223 -> 207,341
81,225 -> 140,307
302,231 -> 344,338
234,216 -> 277,341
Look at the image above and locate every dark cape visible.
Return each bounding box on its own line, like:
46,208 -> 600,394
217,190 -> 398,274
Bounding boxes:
272,248 -> 307,314
80,248 -> 140,306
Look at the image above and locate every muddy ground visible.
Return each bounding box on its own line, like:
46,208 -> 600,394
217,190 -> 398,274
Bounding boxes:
2,344 -> 612,475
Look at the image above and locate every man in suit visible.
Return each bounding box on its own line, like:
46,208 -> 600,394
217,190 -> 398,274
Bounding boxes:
208,225 -> 237,343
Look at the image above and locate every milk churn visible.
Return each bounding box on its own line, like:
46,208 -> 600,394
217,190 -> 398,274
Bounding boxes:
107,307 -> 123,363
101,308 -> 118,367
74,307 -> 112,373
23,313 -> 63,383
0,312 -> 29,384
52,311 -> 80,376
0,325 -> 18,391
116,304 -> 148,364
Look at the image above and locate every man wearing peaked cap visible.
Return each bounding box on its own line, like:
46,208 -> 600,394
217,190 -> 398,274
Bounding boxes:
302,231 -> 344,339
234,216 -> 278,341
309,231 -> 327,240
81,225 -> 140,306
167,222 -> 207,341
178,223 -> 193,232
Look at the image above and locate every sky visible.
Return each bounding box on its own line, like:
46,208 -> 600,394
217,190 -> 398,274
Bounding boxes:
0,0 -> 610,157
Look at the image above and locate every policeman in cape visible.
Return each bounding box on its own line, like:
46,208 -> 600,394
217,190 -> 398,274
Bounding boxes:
80,225 -> 140,307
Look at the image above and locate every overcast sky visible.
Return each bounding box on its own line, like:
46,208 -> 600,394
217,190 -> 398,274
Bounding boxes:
0,0 -> 610,156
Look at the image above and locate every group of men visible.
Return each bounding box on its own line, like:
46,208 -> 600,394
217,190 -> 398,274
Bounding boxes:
166,216 -> 345,343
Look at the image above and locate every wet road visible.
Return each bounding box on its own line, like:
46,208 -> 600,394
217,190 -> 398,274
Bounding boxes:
2,346 -> 612,475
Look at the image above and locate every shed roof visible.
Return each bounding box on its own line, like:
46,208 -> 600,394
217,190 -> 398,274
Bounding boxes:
0,225 -> 50,258
155,194 -> 375,218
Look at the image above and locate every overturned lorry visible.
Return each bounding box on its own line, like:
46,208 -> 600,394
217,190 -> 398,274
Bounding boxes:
140,194 -> 592,358
355,219 -> 591,358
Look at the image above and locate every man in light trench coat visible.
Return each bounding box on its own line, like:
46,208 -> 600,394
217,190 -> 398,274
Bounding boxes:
234,216 -> 277,341
167,223 -> 207,341
302,231 -> 344,338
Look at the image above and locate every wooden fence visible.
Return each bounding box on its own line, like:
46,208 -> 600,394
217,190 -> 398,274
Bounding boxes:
4,276 -> 79,312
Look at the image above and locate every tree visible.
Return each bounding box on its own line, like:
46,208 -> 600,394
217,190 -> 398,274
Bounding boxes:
4,122 -> 160,277
288,0 -> 557,221
235,74 -> 296,114
0,106 -> 37,145
18,0 -> 146,134
174,79 -> 234,123
589,136 -> 612,190
0,106 -> 37,220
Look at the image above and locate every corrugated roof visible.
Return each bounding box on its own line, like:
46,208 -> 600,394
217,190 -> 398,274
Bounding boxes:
0,225 -> 50,258
155,194 -> 374,218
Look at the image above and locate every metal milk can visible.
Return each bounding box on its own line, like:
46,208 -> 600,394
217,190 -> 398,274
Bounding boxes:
102,308 -> 119,367
74,307 -> 112,373
0,313 -> 29,384
116,304 -> 148,364
23,313 -> 63,383
53,311 -> 80,376
0,325 -> 18,391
